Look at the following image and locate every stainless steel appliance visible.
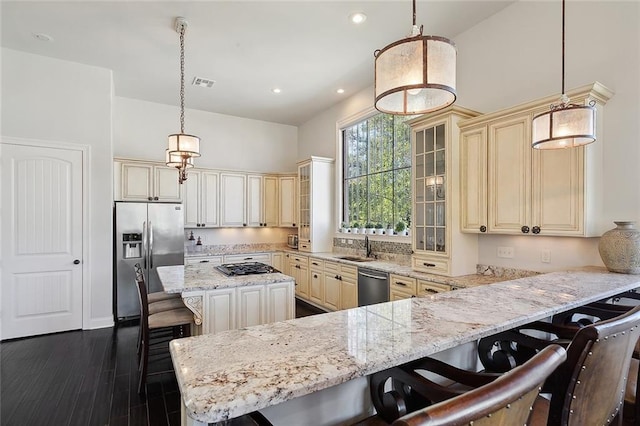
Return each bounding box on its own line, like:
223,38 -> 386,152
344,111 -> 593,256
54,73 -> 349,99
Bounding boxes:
114,201 -> 184,321
287,234 -> 299,249
216,262 -> 279,276
357,267 -> 389,307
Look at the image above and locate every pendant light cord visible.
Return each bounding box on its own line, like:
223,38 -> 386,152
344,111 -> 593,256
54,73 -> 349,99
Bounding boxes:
412,0 -> 416,26
561,0 -> 565,96
179,24 -> 185,134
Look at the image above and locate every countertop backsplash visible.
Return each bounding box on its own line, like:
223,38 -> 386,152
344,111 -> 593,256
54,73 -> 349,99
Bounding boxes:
332,237 -> 412,265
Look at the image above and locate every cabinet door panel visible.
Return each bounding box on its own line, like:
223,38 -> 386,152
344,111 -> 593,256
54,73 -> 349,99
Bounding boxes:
532,147 -> 584,235
237,286 -> 266,328
263,176 -> 278,227
155,167 -> 182,201
488,116 -> 531,233
460,127 -> 488,233
220,173 -> 247,227
183,172 -> 200,227
201,172 -> 219,227
340,277 -> 357,310
279,176 -> 296,227
247,175 -> 263,227
323,274 -> 340,311
309,269 -> 323,305
121,163 -> 152,200
204,289 -> 236,335
267,282 -> 294,323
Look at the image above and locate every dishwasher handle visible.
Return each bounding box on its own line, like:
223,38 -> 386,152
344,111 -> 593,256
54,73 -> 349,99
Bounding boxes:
358,271 -> 388,281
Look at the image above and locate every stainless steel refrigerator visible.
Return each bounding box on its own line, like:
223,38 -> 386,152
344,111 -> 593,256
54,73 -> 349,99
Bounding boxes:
113,201 -> 184,322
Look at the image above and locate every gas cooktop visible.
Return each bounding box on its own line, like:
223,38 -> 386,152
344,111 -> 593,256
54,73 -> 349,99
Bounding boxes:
216,262 -> 279,276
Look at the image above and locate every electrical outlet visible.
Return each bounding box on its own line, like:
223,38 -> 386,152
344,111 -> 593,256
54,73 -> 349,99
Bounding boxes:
497,246 -> 515,258
340,238 -> 345,244
541,249 -> 551,263
347,239 -> 353,245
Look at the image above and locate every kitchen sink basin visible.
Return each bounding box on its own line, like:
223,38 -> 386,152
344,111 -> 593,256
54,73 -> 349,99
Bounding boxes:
336,256 -> 374,262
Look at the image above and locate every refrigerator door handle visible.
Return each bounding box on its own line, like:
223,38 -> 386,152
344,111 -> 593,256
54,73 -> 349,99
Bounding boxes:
149,221 -> 154,269
142,221 -> 147,269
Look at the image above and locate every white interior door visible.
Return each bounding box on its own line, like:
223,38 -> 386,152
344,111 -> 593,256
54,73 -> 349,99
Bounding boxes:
1,143 -> 83,340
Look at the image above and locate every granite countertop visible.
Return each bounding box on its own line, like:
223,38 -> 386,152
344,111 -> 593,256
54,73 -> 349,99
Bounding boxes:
157,263 -> 293,294
170,266 -> 640,424
185,243 -> 289,257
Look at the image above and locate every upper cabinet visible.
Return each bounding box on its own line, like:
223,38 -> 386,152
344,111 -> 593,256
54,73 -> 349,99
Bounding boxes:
297,157 -> 334,253
183,170 -> 219,228
459,82 -> 614,237
409,107 -> 480,277
114,160 -> 181,202
263,176 -> 279,227
220,172 -> 247,227
278,175 -> 297,227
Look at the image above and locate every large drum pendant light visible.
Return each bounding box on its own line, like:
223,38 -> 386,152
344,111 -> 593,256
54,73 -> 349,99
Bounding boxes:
374,0 -> 456,115
166,17 -> 200,184
532,0 -> 596,149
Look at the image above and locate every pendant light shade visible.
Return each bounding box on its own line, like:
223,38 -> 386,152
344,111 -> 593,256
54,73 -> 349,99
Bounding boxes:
166,17 -> 200,184
374,1 -> 456,115
531,0 -> 596,150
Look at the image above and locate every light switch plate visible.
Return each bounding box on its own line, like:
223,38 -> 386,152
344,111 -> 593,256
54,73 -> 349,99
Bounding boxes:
497,246 -> 515,258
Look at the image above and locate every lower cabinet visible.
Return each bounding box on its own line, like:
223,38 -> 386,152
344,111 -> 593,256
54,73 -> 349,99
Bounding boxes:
417,280 -> 451,296
320,261 -> 357,310
340,270 -> 358,310
203,288 -> 236,335
389,274 -> 417,301
202,281 -> 294,335
309,260 -> 325,306
290,254 -> 309,299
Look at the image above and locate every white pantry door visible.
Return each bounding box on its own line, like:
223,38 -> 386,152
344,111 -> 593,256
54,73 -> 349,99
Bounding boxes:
1,143 -> 83,339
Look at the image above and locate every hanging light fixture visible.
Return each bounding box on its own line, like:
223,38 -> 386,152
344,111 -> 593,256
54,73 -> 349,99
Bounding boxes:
531,0 -> 596,149
374,0 -> 456,115
166,17 -> 200,184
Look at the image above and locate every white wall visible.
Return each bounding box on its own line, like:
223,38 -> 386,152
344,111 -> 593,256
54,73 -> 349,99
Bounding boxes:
298,1 -> 640,273
115,97 -> 298,173
1,48 -> 114,327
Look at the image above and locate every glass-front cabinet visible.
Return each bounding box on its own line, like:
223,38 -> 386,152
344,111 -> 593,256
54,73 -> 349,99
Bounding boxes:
298,163 -> 311,244
409,106 -> 480,277
297,157 -> 334,253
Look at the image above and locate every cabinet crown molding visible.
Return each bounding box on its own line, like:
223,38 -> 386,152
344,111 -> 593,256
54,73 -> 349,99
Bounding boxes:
458,81 -> 614,129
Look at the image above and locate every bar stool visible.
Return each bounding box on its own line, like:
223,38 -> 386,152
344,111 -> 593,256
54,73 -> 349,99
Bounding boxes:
134,263 -> 193,394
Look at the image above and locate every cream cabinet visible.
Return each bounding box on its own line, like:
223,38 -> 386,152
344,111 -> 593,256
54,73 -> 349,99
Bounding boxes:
220,172 -> 247,227
224,252 -> 271,265
263,176 -> 279,227
417,280 -> 451,297
183,170 -> 219,228
309,261 -> 324,306
266,281 -> 295,323
115,160 -> 182,202
409,107 -> 480,277
278,175 -> 297,227
339,265 -> 358,310
389,274 -> 417,301
290,254 -> 309,299
203,288 -> 236,335
271,252 -> 284,272
297,157 -> 334,253
247,175 -> 264,227
459,82 -> 613,237
323,273 -> 341,311
237,285 -> 266,328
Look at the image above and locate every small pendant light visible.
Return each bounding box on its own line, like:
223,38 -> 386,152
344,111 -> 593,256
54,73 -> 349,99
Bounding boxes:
532,0 -> 596,149
166,17 -> 200,184
374,0 -> 457,115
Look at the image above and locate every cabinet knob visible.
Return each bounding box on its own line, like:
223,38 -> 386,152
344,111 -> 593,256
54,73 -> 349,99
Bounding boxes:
148,197 -> 153,201
292,223 -> 296,227
313,274 -> 318,278
73,259 -> 81,265
521,226 -> 530,234
154,196 -> 159,201
243,223 -> 247,227
335,275 -> 339,280
480,225 -> 487,233
532,226 -> 541,234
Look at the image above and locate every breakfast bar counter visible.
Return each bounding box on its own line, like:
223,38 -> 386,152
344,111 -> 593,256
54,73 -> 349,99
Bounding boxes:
169,267 -> 640,426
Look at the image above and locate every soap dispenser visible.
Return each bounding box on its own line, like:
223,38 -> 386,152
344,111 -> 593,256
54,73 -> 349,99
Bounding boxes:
195,236 -> 203,252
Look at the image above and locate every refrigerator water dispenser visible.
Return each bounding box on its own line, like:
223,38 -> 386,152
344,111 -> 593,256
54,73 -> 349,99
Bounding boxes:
123,233 -> 142,259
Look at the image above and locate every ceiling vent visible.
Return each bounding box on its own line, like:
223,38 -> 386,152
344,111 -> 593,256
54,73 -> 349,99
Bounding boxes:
192,77 -> 215,88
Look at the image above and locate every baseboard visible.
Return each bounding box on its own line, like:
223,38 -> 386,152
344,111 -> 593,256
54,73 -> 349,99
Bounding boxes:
86,316 -> 115,330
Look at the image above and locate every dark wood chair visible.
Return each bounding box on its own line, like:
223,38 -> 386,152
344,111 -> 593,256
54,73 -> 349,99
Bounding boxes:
477,304 -> 640,425
388,345 -> 566,426
134,263 -> 193,394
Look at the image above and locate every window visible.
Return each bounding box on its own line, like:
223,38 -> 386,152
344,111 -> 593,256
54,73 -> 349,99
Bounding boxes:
342,114 -> 413,229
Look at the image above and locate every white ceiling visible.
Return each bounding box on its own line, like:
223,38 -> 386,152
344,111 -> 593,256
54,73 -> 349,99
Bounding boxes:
1,1 -> 514,126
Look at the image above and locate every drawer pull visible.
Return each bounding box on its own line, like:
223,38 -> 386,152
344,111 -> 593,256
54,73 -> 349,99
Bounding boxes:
244,257 -> 253,260
424,288 -> 439,294
423,263 -> 436,267
395,281 -> 408,287
199,260 -> 209,263
295,265 -> 300,269
312,262 -> 319,266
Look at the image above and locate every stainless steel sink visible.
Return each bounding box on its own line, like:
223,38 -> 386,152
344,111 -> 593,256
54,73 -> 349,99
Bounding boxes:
336,255 -> 374,262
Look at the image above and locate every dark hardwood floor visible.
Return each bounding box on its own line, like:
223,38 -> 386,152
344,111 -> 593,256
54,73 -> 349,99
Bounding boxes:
1,300 -> 326,426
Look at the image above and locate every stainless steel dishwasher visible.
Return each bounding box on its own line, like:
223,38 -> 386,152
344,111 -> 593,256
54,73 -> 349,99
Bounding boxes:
357,267 -> 389,307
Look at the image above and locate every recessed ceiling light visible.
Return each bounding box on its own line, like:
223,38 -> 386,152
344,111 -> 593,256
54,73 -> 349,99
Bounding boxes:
336,89 -> 345,94
349,12 -> 367,24
33,33 -> 54,42
272,88 -> 281,94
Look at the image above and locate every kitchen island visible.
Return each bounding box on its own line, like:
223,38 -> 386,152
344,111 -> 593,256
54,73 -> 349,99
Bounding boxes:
157,263 -> 295,335
169,267 -> 640,426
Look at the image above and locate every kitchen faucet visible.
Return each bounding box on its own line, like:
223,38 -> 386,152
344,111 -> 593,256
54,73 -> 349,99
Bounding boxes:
364,235 -> 372,258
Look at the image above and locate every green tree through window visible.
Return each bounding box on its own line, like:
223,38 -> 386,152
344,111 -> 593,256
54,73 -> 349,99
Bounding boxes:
342,114 -> 413,229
